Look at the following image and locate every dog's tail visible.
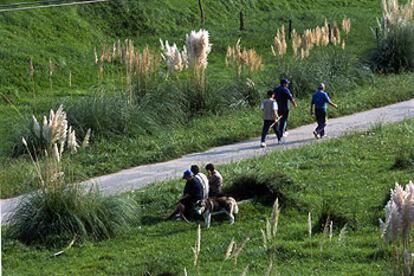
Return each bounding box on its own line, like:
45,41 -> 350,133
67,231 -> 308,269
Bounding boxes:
233,199 -> 239,215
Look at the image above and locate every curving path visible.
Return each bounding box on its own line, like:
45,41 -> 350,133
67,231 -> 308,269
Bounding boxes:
1,99 -> 414,223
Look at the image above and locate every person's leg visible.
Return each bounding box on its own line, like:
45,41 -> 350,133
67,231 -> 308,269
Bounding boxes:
320,111 -> 326,137
315,109 -> 326,136
277,110 -> 288,140
283,110 -> 290,134
261,120 -> 272,143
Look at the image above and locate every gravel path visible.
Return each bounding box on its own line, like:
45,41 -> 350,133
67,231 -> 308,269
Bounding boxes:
1,99 -> 414,223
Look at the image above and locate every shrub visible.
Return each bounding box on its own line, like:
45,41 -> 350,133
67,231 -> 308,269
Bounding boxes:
277,48 -> 371,97
224,172 -> 301,206
393,148 -> 414,170
7,185 -> 139,247
312,202 -> 357,233
368,24 -> 414,73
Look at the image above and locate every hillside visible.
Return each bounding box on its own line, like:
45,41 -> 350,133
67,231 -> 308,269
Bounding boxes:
0,0 -> 380,93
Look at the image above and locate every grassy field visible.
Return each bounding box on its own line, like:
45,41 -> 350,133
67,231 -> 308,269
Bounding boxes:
1,73 -> 413,199
3,120 -> 413,275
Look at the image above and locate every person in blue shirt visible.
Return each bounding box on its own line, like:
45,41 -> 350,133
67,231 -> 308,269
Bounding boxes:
272,79 -> 297,143
310,83 -> 338,138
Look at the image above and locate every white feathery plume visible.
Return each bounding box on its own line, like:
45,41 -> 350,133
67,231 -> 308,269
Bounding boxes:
160,39 -> 185,73
192,224 -> 201,266
270,198 -> 280,237
185,29 -> 212,71
224,238 -> 235,260
53,143 -> 60,163
308,212 -> 312,238
32,115 -> 41,138
82,129 -> 91,148
67,126 -> 79,154
338,224 -> 348,243
22,137 -> 28,147
329,221 -> 334,242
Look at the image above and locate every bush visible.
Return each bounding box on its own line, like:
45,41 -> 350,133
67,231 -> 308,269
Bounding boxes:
277,48 -> 371,97
393,148 -> 414,170
224,172 -> 302,206
368,24 -> 414,73
312,201 -> 357,233
7,185 -> 139,247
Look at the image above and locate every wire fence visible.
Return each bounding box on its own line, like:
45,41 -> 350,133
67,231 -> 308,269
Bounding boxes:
0,0 -> 109,13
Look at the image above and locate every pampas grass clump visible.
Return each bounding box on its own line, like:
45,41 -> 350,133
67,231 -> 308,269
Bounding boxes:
379,181 -> 414,246
7,113 -> 137,247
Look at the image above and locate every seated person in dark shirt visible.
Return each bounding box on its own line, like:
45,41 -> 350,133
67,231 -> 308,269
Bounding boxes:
166,169 -> 203,221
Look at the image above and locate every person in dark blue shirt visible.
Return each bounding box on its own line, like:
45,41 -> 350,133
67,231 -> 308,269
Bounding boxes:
310,83 -> 338,138
272,79 -> 297,142
167,170 -> 203,221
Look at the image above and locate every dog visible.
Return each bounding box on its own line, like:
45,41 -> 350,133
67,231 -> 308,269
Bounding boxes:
194,196 -> 239,228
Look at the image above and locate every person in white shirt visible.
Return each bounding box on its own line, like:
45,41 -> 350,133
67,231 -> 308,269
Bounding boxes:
260,90 -> 279,148
191,165 -> 209,199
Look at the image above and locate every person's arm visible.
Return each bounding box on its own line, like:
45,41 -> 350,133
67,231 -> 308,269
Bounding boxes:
291,98 -> 298,108
310,102 -> 314,115
272,101 -> 279,121
326,94 -> 337,108
287,89 -> 298,108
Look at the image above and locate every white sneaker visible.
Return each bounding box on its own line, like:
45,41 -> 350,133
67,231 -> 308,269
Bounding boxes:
260,142 -> 266,148
283,132 -> 289,137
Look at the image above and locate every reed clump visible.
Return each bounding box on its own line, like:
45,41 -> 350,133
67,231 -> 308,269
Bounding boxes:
226,39 -> 262,77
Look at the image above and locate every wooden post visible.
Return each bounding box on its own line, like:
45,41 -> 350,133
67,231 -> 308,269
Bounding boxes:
239,10 -> 244,31
328,23 -> 332,44
198,0 -> 205,27
288,19 -> 292,40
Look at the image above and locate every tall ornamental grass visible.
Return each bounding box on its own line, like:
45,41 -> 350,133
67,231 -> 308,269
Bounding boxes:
379,181 -> 414,275
368,0 -> 414,73
7,106 -> 139,247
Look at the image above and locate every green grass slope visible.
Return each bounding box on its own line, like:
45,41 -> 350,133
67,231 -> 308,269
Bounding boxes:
1,0 -> 380,93
3,120 -> 413,275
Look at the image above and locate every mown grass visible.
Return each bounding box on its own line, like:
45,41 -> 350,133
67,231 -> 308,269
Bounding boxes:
3,120 -> 413,275
1,73 -> 413,199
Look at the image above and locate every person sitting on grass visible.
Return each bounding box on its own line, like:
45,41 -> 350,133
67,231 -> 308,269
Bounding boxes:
166,170 -> 203,221
310,83 -> 338,139
205,163 -> 223,197
260,90 -> 279,148
191,165 -> 209,199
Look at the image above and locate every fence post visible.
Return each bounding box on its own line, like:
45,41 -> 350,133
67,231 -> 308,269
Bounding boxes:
198,0 -> 205,27
239,10 -> 244,31
328,23 -> 332,44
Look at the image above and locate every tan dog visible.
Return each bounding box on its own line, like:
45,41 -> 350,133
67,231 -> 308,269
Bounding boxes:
194,196 -> 239,228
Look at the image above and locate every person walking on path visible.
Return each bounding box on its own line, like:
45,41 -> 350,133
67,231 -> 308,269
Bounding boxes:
273,78 -> 297,143
310,83 -> 338,138
260,90 -> 279,148
191,165 -> 209,199
205,163 -> 223,197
